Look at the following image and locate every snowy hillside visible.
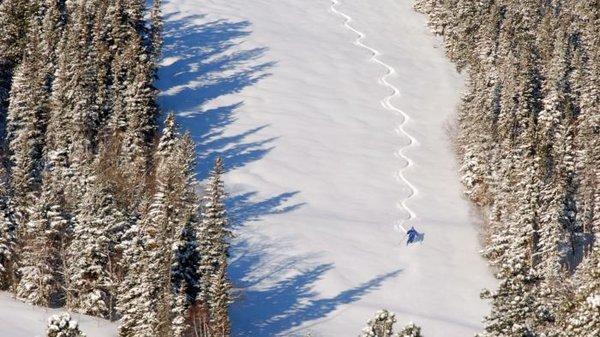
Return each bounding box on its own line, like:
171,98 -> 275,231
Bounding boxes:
157,0 -> 495,337
0,0 -> 495,336
0,292 -> 117,337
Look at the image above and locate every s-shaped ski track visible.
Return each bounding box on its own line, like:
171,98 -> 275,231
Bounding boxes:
330,0 -> 419,234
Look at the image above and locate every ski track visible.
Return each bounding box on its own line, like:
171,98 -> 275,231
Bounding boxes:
330,0 -> 418,234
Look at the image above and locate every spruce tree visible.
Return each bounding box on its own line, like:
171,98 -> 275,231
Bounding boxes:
199,157 -> 230,303
564,242 -> 600,337
0,164 -> 15,290
397,323 -> 423,337
360,310 -> 397,337
150,0 -> 163,67
0,0 -> 35,70
46,313 -> 86,337
6,13 -> 48,212
116,223 -> 147,337
208,255 -> 231,337
118,115 -> 202,337
16,159 -> 70,306
15,192 -> 60,306
66,177 -> 117,318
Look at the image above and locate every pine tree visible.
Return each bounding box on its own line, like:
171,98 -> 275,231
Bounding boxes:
397,322 -> 423,337
480,144 -> 549,337
46,0 -> 98,210
209,255 -> 231,337
199,157 -> 230,303
360,310 -> 397,337
0,0 -> 35,67
46,313 -> 86,337
66,177 -> 116,318
107,0 -> 159,163
15,157 -> 71,306
40,0 -> 66,83
6,12 -> 48,212
150,0 -> 163,67
121,37 -> 158,184
15,192 -> 60,306
171,285 -> 189,337
118,115 -> 202,337
89,0 -> 112,129
0,164 -> 15,290
564,242 -> 600,337
116,223 -> 148,337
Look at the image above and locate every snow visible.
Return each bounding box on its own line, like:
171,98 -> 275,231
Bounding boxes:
0,292 -> 117,337
0,0 -> 495,336
158,0 -> 496,336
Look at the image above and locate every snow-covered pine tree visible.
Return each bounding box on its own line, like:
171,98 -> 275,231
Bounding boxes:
63,0 -> 98,161
208,254 -> 231,337
0,0 -> 35,69
6,12 -> 48,214
116,223 -> 147,337
15,193 -> 60,306
0,0 -> 34,140
564,242 -> 599,337
150,0 -> 163,67
0,164 -> 15,290
89,0 -> 112,129
115,190 -> 169,337
574,2 -> 600,241
15,154 -> 71,306
46,312 -> 86,337
141,113 -> 184,336
532,31 -> 574,325
397,322 -> 423,337
121,36 -> 159,186
360,310 -> 397,337
456,64 -> 496,207
46,0 -> 98,210
172,214 -> 202,293
66,176 -> 117,318
480,144 -> 553,337
40,0 -> 66,85
199,156 -> 230,305
171,284 -> 189,337
170,129 -> 202,290
168,131 -> 204,337
118,114 -> 201,337
171,218 -> 201,336
139,188 -> 171,337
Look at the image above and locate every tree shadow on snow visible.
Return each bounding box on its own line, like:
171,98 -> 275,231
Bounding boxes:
157,10 -> 276,179
226,191 -> 306,229
230,253 -> 402,337
225,189 -> 401,336
157,8 -> 401,337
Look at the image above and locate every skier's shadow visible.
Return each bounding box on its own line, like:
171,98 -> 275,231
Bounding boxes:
412,232 -> 425,244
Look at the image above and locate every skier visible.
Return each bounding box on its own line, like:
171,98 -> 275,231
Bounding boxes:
406,226 -> 421,245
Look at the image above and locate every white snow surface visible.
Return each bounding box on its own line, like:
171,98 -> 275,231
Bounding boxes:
0,1 -> 495,336
0,292 -> 118,337
159,0 -> 494,337
158,0 -> 496,336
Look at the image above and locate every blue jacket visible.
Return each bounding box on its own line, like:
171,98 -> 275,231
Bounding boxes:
406,227 -> 419,244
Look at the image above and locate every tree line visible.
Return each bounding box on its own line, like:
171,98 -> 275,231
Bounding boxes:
0,1 -> 232,336
415,0 -> 599,336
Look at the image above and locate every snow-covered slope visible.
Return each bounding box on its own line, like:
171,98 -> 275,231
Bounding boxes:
0,292 -> 117,337
158,0 -> 496,336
